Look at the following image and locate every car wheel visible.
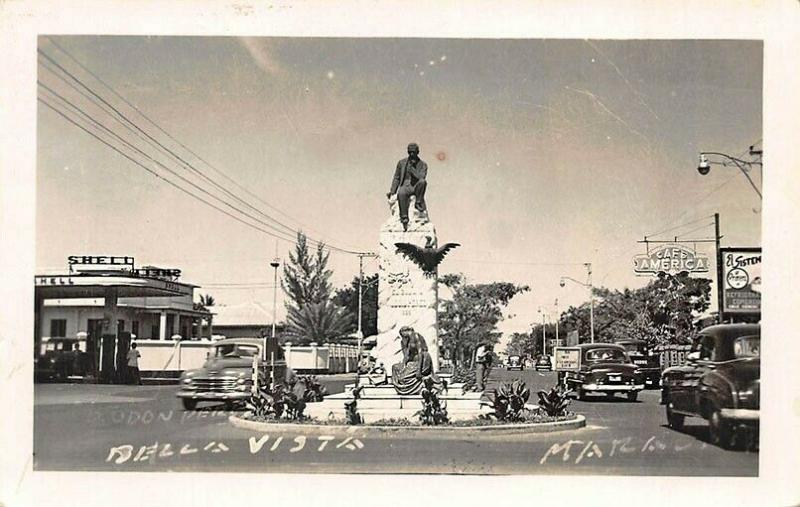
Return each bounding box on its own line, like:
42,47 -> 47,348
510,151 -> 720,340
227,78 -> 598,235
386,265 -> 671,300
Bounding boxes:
181,399 -> 198,411
708,408 -> 731,448
626,391 -> 638,402
666,403 -> 684,430
605,392 -> 615,399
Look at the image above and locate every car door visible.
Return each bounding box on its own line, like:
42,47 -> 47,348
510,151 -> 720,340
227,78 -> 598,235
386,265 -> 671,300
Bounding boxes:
678,335 -> 717,414
670,335 -> 711,413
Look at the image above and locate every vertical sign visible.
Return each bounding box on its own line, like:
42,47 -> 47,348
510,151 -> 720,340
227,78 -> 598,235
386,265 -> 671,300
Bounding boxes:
720,247 -> 761,315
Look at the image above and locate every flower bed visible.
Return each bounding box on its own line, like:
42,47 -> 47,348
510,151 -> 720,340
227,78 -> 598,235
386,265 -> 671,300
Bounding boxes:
237,409 -> 578,427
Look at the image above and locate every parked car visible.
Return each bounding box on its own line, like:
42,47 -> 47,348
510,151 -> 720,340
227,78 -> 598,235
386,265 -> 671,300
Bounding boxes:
534,355 -> 552,372
661,324 -> 760,449
506,355 -> 523,371
562,343 -> 644,401
177,337 -> 295,410
34,338 -> 85,382
616,339 -> 661,389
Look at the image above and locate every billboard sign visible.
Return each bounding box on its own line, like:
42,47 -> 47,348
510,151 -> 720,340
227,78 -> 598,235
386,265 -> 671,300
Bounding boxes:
633,244 -> 710,276
554,347 -> 581,372
721,247 -> 761,315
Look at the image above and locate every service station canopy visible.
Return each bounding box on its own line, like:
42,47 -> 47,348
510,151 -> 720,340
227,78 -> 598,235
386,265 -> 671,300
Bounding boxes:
35,274 -> 194,299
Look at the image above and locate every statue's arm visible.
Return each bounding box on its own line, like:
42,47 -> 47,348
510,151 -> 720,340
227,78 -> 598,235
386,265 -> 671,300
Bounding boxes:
388,161 -> 402,196
411,161 -> 428,182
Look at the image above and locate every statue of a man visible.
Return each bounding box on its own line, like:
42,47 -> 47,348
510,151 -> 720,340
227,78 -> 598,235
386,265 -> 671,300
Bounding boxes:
387,142 -> 428,231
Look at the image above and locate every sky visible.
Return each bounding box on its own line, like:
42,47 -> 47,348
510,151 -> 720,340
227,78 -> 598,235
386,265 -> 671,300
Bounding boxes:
36,36 -> 762,335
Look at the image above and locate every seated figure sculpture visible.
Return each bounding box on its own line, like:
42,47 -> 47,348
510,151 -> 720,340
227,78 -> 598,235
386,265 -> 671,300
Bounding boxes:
391,326 -> 442,395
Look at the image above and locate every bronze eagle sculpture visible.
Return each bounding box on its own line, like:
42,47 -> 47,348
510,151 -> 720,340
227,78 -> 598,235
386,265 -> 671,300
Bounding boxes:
394,236 -> 460,275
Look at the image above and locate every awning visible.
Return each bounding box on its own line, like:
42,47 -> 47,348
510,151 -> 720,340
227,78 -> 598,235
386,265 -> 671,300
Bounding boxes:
35,274 -> 195,299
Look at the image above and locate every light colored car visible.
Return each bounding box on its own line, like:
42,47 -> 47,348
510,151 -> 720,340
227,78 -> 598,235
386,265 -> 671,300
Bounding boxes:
176,337 -> 294,410
506,355 -> 523,371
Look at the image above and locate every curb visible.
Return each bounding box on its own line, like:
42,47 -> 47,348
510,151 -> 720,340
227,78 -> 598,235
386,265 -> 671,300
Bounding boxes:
228,413 -> 586,436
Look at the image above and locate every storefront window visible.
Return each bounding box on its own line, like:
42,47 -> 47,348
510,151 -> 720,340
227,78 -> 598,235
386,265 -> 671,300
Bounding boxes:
50,319 -> 67,338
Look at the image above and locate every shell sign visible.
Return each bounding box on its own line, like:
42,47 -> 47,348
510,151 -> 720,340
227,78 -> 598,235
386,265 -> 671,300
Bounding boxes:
632,244 -> 710,276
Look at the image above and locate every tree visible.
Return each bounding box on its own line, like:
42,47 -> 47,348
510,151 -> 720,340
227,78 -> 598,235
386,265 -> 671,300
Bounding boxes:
439,274 -> 529,368
280,232 -> 353,344
193,293 -> 216,339
332,274 -> 378,337
281,232 -> 333,309
284,300 -> 353,345
557,272 -> 712,346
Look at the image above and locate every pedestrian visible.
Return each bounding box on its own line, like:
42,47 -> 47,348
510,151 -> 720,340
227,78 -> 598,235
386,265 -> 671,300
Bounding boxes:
127,342 -> 142,385
387,142 -> 428,231
474,342 -> 494,392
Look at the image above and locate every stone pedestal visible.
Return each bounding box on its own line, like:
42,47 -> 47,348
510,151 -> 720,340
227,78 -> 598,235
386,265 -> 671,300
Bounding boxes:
374,195 -> 439,375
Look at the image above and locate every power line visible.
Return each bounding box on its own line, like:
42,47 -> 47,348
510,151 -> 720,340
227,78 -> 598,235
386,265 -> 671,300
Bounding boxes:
643,214 -> 714,240
38,81 -> 302,245
37,51 -> 299,240
38,97 -> 313,244
45,36 -> 325,239
675,221 -> 715,240
38,48 -> 362,255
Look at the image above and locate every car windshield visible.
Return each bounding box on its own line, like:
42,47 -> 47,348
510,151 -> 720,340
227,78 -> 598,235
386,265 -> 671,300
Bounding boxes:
733,335 -> 760,358
215,344 -> 260,358
585,348 -> 627,363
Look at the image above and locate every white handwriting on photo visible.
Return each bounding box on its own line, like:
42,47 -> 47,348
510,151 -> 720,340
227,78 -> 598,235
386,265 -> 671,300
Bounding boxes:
539,436 -> 701,465
106,435 -> 364,464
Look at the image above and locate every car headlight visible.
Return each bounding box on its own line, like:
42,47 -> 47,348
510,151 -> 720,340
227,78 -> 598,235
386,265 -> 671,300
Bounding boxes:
181,378 -> 193,385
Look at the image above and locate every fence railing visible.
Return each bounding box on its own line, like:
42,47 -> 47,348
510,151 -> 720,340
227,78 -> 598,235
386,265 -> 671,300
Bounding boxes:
135,339 -> 359,375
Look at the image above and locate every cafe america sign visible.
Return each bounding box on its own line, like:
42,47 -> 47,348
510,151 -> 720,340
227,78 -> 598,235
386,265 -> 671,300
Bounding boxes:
632,244 -> 710,276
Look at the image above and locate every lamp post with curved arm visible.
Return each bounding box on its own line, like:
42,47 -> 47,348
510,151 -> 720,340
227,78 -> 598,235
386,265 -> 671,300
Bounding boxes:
560,263 -> 594,344
697,149 -> 762,199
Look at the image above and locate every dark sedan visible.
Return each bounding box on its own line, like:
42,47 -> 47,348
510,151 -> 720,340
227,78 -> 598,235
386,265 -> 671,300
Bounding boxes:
661,324 -> 759,450
534,355 -> 552,371
616,339 -> 661,389
563,343 -> 644,401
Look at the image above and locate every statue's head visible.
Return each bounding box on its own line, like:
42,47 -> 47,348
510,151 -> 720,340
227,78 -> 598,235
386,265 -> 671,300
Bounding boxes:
407,143 -> 420,160
399,326 -> 413,337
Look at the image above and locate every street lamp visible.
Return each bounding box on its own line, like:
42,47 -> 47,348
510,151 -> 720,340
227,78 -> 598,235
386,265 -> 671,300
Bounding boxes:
537,307 -> 547,356
559,262 -> 594,344
696,149 -> 762,199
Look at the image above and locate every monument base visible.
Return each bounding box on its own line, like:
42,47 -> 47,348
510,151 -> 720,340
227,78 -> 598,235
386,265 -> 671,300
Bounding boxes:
304,378 -> 491,423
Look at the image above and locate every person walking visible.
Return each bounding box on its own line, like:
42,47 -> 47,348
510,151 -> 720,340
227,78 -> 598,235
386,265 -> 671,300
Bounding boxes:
127,342 -> 142,385
474,342 -> 494,392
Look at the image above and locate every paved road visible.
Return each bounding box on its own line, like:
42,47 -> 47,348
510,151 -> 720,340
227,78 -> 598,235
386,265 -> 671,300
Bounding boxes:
33,369 -> 757,475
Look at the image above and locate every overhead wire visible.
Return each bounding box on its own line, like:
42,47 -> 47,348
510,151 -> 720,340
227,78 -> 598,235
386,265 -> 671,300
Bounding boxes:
38,51 -> 301,241
45,36 -> 317,238
37,96 -> 313,243
38,80 -> 302,245
37,48 -> 362,255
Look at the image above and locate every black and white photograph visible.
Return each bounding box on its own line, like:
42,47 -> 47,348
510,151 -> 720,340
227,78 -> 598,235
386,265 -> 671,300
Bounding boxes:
2,2 -> 799,507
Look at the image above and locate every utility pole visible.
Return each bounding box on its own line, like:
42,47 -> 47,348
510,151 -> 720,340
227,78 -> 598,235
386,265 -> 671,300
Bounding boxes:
269,245 -> 280,390
554,298 -> 559,348
586,263 -> 594,344
714,213 -> 724,324
355,252 -> 376,386
538,307 -> 546,356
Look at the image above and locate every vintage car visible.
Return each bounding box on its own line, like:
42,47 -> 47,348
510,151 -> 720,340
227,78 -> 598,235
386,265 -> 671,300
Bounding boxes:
177,337 -> 295,410
534,355 -> 553,372
563,343 -> 644,401
506,355 -> 523,371
616,339 -> 661,389
34,338 -> 85,382
661,324 -> 760,449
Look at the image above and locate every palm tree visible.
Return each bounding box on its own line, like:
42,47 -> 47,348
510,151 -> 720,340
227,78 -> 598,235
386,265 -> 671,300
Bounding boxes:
285,300 -> 353,345
194,294 -> 216,339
